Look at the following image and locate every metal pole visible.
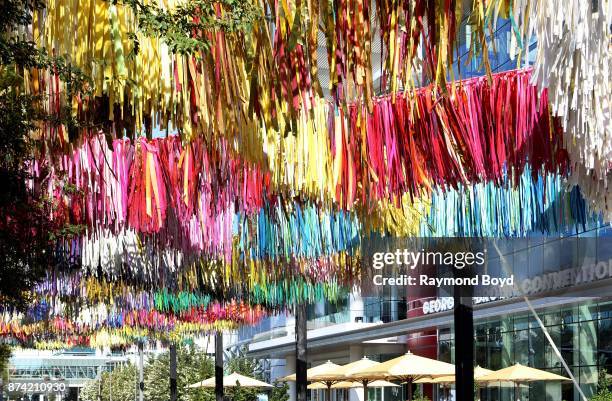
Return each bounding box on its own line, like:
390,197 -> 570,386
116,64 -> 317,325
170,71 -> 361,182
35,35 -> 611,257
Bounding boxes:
454,262 -> 474,401
170,344 -> 177,401
138,342 -> 144,401
404,378 -> 413,401
514,383 -> 518,401
215,332 -> 223,401
109,367 -> 113,401
295,303 -> 307,401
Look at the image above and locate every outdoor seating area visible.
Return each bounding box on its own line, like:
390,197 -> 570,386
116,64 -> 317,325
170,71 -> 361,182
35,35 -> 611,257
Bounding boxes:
279,356 -> 569,401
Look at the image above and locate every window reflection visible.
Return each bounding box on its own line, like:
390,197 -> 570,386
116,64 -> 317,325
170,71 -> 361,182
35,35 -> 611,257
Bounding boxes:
438,301 -> 612,401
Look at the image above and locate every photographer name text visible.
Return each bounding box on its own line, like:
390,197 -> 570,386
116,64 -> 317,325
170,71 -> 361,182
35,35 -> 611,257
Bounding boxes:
372,274 -> 514,288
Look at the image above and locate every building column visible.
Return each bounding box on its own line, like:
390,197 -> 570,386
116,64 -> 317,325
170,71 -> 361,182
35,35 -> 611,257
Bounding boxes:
349,345 -> 364,401
285,355 -> 297,401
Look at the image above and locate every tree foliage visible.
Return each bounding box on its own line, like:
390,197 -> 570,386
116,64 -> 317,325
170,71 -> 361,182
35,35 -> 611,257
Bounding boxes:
144,345 -> 215,401
122,0 -> 261,55
80,364 -> 138,401
0,344 -> 11,383
225,347 -> 264,401
74,345 -> 268,401
0,0 -> 84,309
591,370 -> 612,401
268,383 -> 290,401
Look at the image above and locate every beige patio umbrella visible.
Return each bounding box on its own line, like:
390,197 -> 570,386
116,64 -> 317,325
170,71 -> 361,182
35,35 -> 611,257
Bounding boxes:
308,382 -> 330,390
188,372 -> 273,388
414,376 -> 454,401
308,380 -> 398,389
277,360 -> 342,382
350,352 -> 455,401
414,376 -> 455,384
278,360 -> 343,401
414,365 -> 495,384
310,357 -> 384,401
476,363 -> 570,401
415,366 -> 494,401
308,379 -> 398,401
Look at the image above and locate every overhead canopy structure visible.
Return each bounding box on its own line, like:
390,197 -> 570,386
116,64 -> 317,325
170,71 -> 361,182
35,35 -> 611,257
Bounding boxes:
188,372 -> 272,388
0,0 -> 609,352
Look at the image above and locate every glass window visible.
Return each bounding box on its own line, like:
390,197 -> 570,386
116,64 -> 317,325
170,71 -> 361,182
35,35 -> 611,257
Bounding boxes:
531,326 -> 548,368
560,322 -> 577,367
578,237 -> 598,269
544,325 -> 562,369
598,318 -> 612,367
543,238 -> 562,273
541,308 -> 562,327
514,329 -> 530,365
513,250 -> 529,282
580,365 -> 598,399
600,302 -> 612,319
475,334 -> 488,367
529,244 -> 544,277
438,340 -> 453,364
488,331 -> 502,369
368,387 -> 382,401
559,237 -> 578,268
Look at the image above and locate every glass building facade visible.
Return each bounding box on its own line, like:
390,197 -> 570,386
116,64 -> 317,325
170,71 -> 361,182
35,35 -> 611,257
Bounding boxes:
438,300 -> 612,401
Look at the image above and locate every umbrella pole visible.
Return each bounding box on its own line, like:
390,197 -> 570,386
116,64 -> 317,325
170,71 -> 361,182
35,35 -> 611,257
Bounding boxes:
406,378 -> 413,401
362,381 -> 368,401
514,383 -> 519,401
327,383 -> 332,401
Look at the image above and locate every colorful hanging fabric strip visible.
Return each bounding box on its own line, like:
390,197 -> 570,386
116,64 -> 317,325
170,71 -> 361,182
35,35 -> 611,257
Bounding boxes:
421,168 -> 597,237
507,0 -> 612,220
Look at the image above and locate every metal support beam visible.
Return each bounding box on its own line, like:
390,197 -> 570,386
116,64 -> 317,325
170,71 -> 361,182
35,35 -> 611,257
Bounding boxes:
138,341 -> 144,401
170,344 -> 177,401
454,283 -> 474,401
295,303 -> 307,401
215,332 -> 224,401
